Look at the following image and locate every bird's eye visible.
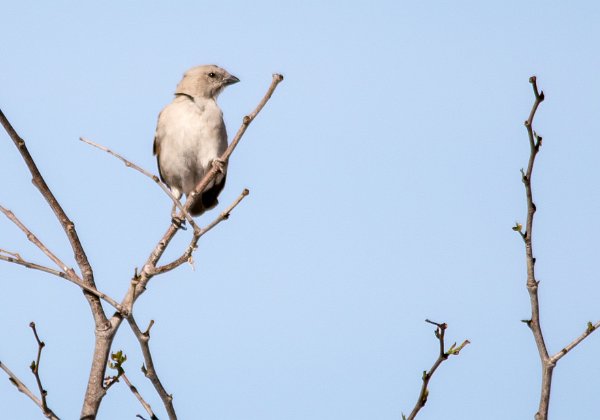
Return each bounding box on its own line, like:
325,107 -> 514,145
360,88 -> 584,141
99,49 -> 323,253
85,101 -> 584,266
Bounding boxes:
208,72 -> 216,78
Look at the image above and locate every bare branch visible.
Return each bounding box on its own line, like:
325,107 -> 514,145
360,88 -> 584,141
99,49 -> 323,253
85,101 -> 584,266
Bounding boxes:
0,250 -> 68,279
0,108 -> 110,417
28,322 -> 57,418
128,316 -> 176,419
515,76 -> 600,419
0,206 -> 78,278
79,136 -> 197,230
0,108 -> 106,321
121,372 -> 159,420
154,188 -> 249,275
0,248 -> 122,312
516,76 -> 553,420
550,320 -> 600,364
0,323 -> 61,420
0,360 -> 60,419
404,320 -> 469,420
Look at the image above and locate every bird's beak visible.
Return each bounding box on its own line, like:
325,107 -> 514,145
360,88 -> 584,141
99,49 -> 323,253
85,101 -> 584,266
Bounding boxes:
224,74 -> 240,85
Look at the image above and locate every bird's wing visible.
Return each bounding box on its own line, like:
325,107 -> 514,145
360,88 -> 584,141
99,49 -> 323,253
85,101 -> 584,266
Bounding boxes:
153,110 -> 166,183
153,110 -> 163,156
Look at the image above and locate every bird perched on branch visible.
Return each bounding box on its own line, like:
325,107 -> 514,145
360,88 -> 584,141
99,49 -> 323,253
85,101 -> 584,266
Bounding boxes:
153,64 -> 240,218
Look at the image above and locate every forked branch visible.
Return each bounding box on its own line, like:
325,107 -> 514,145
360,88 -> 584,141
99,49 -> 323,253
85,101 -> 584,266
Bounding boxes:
0,109 -> 106,324
404,320 -> 469,420
515,76 -> 600,420
128,317 -> 176,419
0,324 -> 60,420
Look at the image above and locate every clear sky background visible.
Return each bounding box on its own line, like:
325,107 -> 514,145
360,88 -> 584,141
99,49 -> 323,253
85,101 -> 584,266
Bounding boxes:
1,1 -> 600,419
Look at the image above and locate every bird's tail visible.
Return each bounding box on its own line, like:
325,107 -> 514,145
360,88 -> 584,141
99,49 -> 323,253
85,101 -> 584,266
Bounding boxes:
189,198 -> 206,216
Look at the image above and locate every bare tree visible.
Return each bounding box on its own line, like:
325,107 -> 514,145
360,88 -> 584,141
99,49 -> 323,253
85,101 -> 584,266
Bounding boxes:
0,73 -> 283,419
515,76 -> 600,420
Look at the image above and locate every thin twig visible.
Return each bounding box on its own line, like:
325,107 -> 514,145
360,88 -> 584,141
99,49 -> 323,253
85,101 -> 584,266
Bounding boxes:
0,206 -> 78,278
404,320 -> 469,420
128,316 -> 176,420
550,320 -> 600,364
0,361 -> 60,419
79,137 -> 197,230
154,188 -> 249,275
121,372 -> 159,420
0,249 -> 122,311
0,252 -> 68,279
28,322 -> 54,417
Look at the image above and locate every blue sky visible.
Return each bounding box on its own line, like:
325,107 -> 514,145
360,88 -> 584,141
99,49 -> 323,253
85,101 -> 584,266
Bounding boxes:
1,1 -> 600,419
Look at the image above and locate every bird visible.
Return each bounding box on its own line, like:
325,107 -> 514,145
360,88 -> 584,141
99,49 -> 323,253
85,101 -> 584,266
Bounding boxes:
153,64 -> 239,218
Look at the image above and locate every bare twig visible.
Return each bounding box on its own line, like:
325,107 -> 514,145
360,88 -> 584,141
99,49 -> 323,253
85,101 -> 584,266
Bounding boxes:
550,320 -> 600,364
515,76 -> 600,420
154,188 -> 249,275
121,372 -> 159,420
0,323 -> 60,419
0,206 -> 79,278
128,316 -> 176,420
0,360 -> 60,419
0,250 -> 68,279
404,320 -> 469,420
28,322 -> 55,418
0,248 -> 122,311
79,137 -> 197,230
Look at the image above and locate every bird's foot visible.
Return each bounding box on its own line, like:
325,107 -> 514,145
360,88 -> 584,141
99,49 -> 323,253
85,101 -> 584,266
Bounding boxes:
212,158 -> 226,173
171,215 -> 187,230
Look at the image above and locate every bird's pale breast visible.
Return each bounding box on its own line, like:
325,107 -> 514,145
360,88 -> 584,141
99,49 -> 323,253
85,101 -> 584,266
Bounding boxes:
156,97 -> 227,195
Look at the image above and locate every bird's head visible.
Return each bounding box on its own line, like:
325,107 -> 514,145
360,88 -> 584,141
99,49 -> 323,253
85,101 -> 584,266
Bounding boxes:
175,64 -> 240,99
